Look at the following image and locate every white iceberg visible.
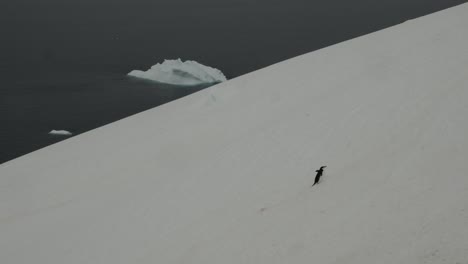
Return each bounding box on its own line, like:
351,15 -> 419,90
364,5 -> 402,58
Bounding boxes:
128,59 -> 227,86
48,130 -> 72,136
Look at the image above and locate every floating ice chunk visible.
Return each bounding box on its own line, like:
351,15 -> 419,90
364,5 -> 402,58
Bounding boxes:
49,130 -> 73,136
128,59 -> 227,86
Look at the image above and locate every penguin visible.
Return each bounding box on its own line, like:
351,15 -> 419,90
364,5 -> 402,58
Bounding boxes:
312,166 -> 326,186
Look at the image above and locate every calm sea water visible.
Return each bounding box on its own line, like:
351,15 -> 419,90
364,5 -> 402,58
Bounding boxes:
0,0 -> 466,164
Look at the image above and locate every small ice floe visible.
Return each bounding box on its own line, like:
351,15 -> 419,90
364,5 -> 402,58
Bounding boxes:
49,130 -> 73,136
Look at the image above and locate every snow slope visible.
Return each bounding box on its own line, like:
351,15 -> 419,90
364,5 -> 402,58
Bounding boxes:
1,4 -> 468,264
128,59 -> 227,85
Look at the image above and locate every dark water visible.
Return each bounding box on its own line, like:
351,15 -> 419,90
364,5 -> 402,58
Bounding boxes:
0,0 -> 467,164
0,73 -> 209,163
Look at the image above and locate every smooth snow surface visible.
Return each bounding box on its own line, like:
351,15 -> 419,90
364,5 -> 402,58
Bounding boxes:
128,59 -> 227,85
2,4 -> 468,264
48,130 -> 72,136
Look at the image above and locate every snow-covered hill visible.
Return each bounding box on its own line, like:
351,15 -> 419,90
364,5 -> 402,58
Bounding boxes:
1,3 -> 468,264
